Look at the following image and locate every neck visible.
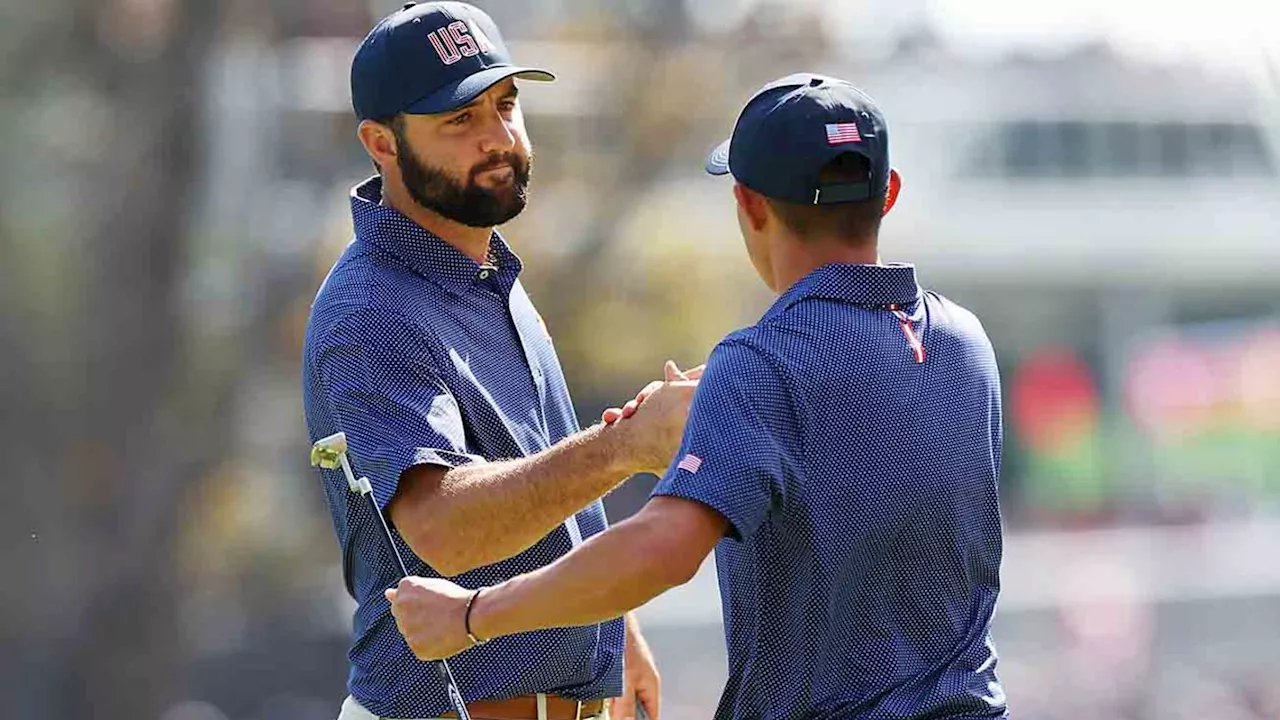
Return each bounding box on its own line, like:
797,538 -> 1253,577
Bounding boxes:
770,234 -> 879,293
380,175 -> 493,264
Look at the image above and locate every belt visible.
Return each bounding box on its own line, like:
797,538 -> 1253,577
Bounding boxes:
441,694 -> 606,720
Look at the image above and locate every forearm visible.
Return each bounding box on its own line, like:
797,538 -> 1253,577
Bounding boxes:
471,511 -> 689,638
411,422 -> 637,574
625,610 -> 643,638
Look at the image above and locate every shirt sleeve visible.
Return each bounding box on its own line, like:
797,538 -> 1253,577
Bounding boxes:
651,339 -> 801,541
314,307 -> 483,509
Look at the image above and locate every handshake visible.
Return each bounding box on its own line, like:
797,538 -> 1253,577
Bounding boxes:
599,360 -> 704,477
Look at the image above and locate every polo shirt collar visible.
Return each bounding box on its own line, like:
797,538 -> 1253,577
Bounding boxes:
766,262 -> 922,319
350,176 -> 523,292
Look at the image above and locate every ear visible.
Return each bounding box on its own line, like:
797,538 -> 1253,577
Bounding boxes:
732,183 -> 769,233
358,119 -> 400,172
882,168 -> 902,217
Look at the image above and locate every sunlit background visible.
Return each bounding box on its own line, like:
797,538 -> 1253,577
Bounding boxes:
2,1 -> 1279,718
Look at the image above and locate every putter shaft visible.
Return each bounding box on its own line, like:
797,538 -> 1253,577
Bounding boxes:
312,435 -> 472,720
360,484 -> 470,720
340,453 -> 360,492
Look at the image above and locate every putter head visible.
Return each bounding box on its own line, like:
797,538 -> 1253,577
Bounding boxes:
310,432 -> 349,470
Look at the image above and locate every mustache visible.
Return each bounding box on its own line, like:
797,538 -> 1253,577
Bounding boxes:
470,152 -> 527,179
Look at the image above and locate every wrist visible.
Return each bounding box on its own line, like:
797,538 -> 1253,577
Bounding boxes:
594,420 -> 645,477
464,588 -> 488,646
468,582 -> 504,643
624,612 -> 647,649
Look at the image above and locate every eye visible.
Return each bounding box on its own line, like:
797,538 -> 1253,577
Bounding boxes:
498,99 -> 517,112
449,111 -> 471,126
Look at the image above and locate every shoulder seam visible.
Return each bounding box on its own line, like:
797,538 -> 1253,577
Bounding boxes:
717,337 -> 808,464
320,304 -> 433,348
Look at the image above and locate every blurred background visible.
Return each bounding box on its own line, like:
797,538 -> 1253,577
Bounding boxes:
2,0 -> 1279,718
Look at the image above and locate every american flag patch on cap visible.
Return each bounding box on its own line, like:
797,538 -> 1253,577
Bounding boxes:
825,122 -> 862,145
676,454 -> 703,473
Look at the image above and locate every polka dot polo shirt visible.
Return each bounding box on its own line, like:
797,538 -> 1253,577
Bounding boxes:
652,262 -> 1009,720
302,177 -> 622,719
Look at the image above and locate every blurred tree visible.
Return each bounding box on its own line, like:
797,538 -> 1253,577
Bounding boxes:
532,0 -> 693,311
517,0 -> 838,518
0,0 -> 222,717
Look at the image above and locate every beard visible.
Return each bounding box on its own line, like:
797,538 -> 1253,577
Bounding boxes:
396,138 -> 532,228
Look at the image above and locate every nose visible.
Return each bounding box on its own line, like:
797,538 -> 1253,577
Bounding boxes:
478,106 -> 516,155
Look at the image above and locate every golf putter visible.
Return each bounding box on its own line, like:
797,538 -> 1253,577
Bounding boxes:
312,431 -> 473,720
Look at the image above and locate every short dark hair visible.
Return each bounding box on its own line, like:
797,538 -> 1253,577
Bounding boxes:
368,113 -> 406,173
767,153 -> 886,244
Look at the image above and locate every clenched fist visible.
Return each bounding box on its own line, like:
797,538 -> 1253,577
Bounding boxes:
385,577 -> 475,661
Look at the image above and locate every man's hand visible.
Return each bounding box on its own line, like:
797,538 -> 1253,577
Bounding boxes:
384,577 -> 474,661
602,361 -> 704,424
603,361 -> 700,474
611,614 -> 661,720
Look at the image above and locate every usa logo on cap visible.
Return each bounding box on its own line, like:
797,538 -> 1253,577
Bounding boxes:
426,19 -> 497,65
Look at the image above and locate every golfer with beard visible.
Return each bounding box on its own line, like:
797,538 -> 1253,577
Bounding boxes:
302,4 -> 694,720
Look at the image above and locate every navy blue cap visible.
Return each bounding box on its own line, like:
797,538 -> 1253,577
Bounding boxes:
351,1 -> 554,120
706,73 -> 890,204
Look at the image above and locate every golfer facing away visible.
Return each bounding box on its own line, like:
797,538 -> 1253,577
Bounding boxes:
385,73 -> 1010,720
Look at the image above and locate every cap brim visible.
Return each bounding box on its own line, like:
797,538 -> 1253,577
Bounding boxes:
704,139 -> 731,175
403,66 -> 556,115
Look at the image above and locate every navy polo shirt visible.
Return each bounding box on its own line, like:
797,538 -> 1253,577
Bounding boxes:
301,177 -> 623,718
653,263 -> 1008,720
